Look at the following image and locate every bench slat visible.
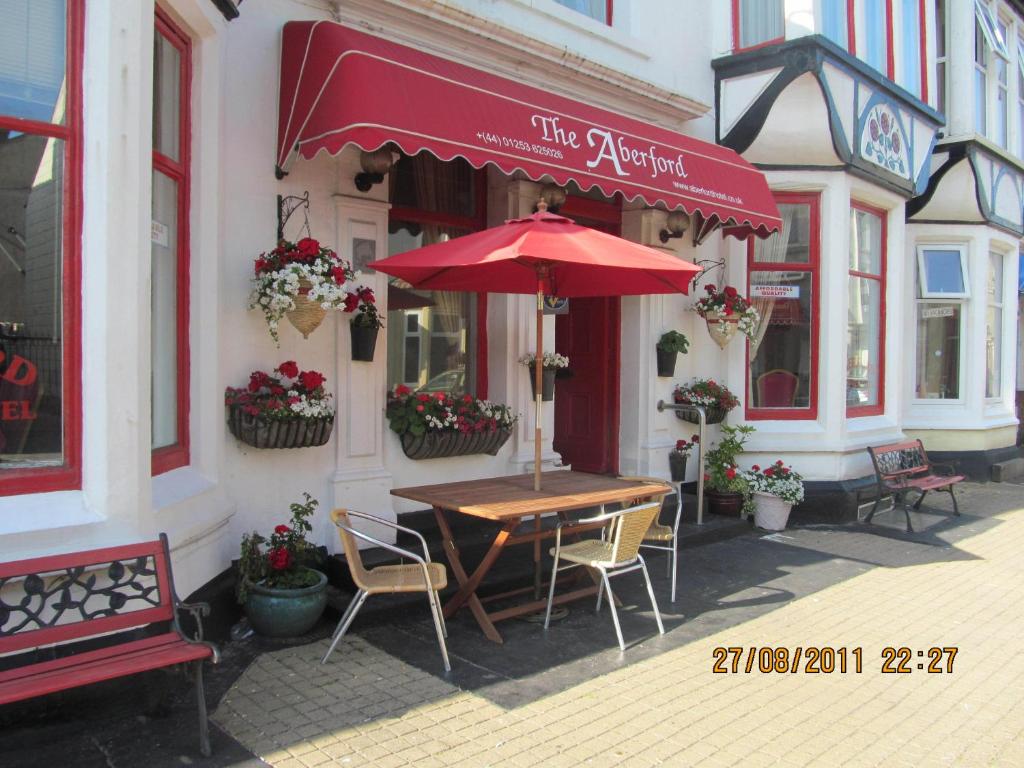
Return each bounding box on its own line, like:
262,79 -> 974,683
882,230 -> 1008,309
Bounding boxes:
0,632 -> 213,705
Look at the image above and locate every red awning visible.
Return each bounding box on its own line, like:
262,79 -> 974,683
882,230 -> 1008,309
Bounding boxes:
277,21 -> 782,238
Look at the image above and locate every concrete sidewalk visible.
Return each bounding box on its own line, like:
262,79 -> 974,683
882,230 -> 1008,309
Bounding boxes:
213,483 -> 1024,767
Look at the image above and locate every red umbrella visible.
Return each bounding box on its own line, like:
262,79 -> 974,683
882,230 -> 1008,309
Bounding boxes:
369,205 -> 702,490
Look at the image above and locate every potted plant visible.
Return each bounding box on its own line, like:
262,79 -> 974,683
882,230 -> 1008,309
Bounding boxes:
672,378 -> 739,425
694,284 -> 759,349
744,460 -> 805,530
237,493 -> 328,638
669,434 -> 699,481
225,362 -> 334,449
519,352 -> 569,401
344,287 -> 383,361
703,424 -> 755,517
656,331 -> 689,377
386,385 -> 518,459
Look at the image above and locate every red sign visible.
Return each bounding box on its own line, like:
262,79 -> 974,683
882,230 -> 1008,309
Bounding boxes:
0,353 -> 39,421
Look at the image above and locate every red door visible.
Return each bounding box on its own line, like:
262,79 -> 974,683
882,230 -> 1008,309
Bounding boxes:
553,297 -> 620,474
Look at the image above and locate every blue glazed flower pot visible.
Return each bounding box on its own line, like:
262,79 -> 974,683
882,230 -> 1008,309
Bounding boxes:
244,568 -> 328,638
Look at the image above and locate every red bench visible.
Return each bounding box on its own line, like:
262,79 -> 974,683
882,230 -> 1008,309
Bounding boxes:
866,439 -> 965,532
0,534 -> 219,756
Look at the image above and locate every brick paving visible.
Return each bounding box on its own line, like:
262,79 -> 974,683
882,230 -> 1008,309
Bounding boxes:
213,487 -> 1024,767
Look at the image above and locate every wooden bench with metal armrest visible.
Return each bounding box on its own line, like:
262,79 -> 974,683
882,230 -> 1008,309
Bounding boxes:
865,439 -> 964,532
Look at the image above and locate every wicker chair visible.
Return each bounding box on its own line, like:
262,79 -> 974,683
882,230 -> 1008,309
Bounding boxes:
322,509 -> 451,672
544,501 -> 665,650
617,475 -> 682,602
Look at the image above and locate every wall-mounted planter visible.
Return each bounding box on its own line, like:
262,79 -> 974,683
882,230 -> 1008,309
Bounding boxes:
673,404 -> 728,425
227,406 -> 334,449
527,366 -> 557,401
350,324 -> 378,361
399,428 -> 512,460
656,348 -> 678,377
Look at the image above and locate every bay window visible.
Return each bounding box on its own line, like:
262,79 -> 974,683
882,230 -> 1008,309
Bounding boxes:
936,0 -> 947,114
386,154 -> 487,397
898,0 -> 923,98
0,0 -> 81,495
151,8 -> 191,475
915,246 -> 968,399
847,204 -> 886,415
985,252 -> 1004,398
733,0 -> 785,52
746,194 -> 819,420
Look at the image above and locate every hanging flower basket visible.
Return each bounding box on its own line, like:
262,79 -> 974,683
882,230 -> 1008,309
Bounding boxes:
286,279 -> 327,339
674,404 -> 727,425
671,379 -> 738,425
703,311 -> 739,349
694,284 -> 759,350
399,428 -> 512,460
228,407 -> 334,449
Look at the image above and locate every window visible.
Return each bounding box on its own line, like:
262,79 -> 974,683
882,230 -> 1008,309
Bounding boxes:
915,245 -> 966,399
974,0 -> 1012,141
847,205 -> 886,415
733,0 -> 785,52
386,154 -> 487,397
0,0 -> 81,496
936,0 -> 947,113
1018,38 -> 1024,157
746,194 -> 819,420
151,9 -> 191,476
822,0 -> 853,49
551,0 -> 611,24
986,252 -> 1004,397
994,16 -> 1009,147
918,246 -> 969,297
898,0 -> 923,98
862,0 -> 891,74
976,15 -> 989,135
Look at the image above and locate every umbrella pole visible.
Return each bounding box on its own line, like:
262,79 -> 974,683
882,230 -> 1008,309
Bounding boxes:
535,289 -> 544,492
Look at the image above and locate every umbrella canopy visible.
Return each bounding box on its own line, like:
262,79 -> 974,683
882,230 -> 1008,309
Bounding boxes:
369,208 -> 702,491
369,210 -> 700,297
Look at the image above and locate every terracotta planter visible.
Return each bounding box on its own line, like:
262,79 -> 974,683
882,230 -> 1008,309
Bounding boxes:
350,323 -> 378,362
528,366 -> 557,401
703,311 -> 739,349
227,405 -> 334,449
286,279 -> 327,338
668,452 -> 687,482
673,404 -> 728,425
656,347 -> 677,377
705,489 -> 744,517
399,428 -> 512,460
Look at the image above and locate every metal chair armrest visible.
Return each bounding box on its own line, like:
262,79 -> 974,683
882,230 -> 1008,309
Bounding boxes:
173,601 -> 216,653
556,502 -> 654,529
342,510 -> 433,563
336,522 -> 429,566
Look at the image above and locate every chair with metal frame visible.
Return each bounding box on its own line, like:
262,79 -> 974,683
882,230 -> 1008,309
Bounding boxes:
616,475 -> 681,602
543,501 -> 665,650
322,508 -> 451,672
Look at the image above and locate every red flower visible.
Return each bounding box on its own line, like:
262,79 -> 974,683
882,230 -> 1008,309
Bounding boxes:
343,292 -> 360,313
254,258 -> 269,274
296,238 -> 320,258
277,360 -> 299,379
270,386 -> 285,396
726,468 -> 737,480
703,473 -> 711,482
417,393 -> 431,402
764,468 -> 774,477
462,394 -> 474,403
274,524 -> 289,534
776,460 -> 784,466
705,284 -> 716,294
394,384 -> 411,397
299,370 -> 326,391
267,547 -> 292,571
358,287 -> 375,303
331,266 -> 349,284
723,286 -> 738,299
691,435 -> 699,443
434,391 -> 446,400
723,305 -> 734,316
287,396 -> 300,405
248,371 -> 270,392
752,464 -> 760,471
243,405 -> 260,416
416,404 -> 425,412
675,439 -> 686,451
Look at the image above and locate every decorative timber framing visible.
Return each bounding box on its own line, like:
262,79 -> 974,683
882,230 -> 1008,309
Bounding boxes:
712,34 -> 944,198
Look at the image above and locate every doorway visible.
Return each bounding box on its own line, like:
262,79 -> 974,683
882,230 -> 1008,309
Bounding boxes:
552,193 -> 621,475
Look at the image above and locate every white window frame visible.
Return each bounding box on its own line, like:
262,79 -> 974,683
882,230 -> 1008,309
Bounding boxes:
976,0 -> 1010,58
912,298 -> 967,403
917,244 -> 971,299
985,250 -> 1005,400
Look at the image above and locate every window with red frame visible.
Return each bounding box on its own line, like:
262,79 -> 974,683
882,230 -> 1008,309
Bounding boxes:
847,204 -> 886,416
551,0 -> 612,25
151,8 -> 191,475
386,153 -> 488,398
746,194 -> 819,420
733,0 -> 785,52
0,0 -> 82,496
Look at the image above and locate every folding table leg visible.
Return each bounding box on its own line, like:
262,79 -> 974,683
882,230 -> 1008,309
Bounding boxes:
432,506 -> 514,644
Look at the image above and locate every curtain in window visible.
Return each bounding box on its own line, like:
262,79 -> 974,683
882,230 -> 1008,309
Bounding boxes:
749,206 -> 794,359
739,0 -> 784,49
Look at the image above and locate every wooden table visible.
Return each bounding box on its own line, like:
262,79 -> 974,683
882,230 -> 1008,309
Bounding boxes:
390,471 -> 669,643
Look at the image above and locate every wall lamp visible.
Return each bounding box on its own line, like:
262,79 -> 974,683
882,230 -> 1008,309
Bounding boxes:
355,147 -> 400,192
659,210 -> 689,243
534,183 -> 567,214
